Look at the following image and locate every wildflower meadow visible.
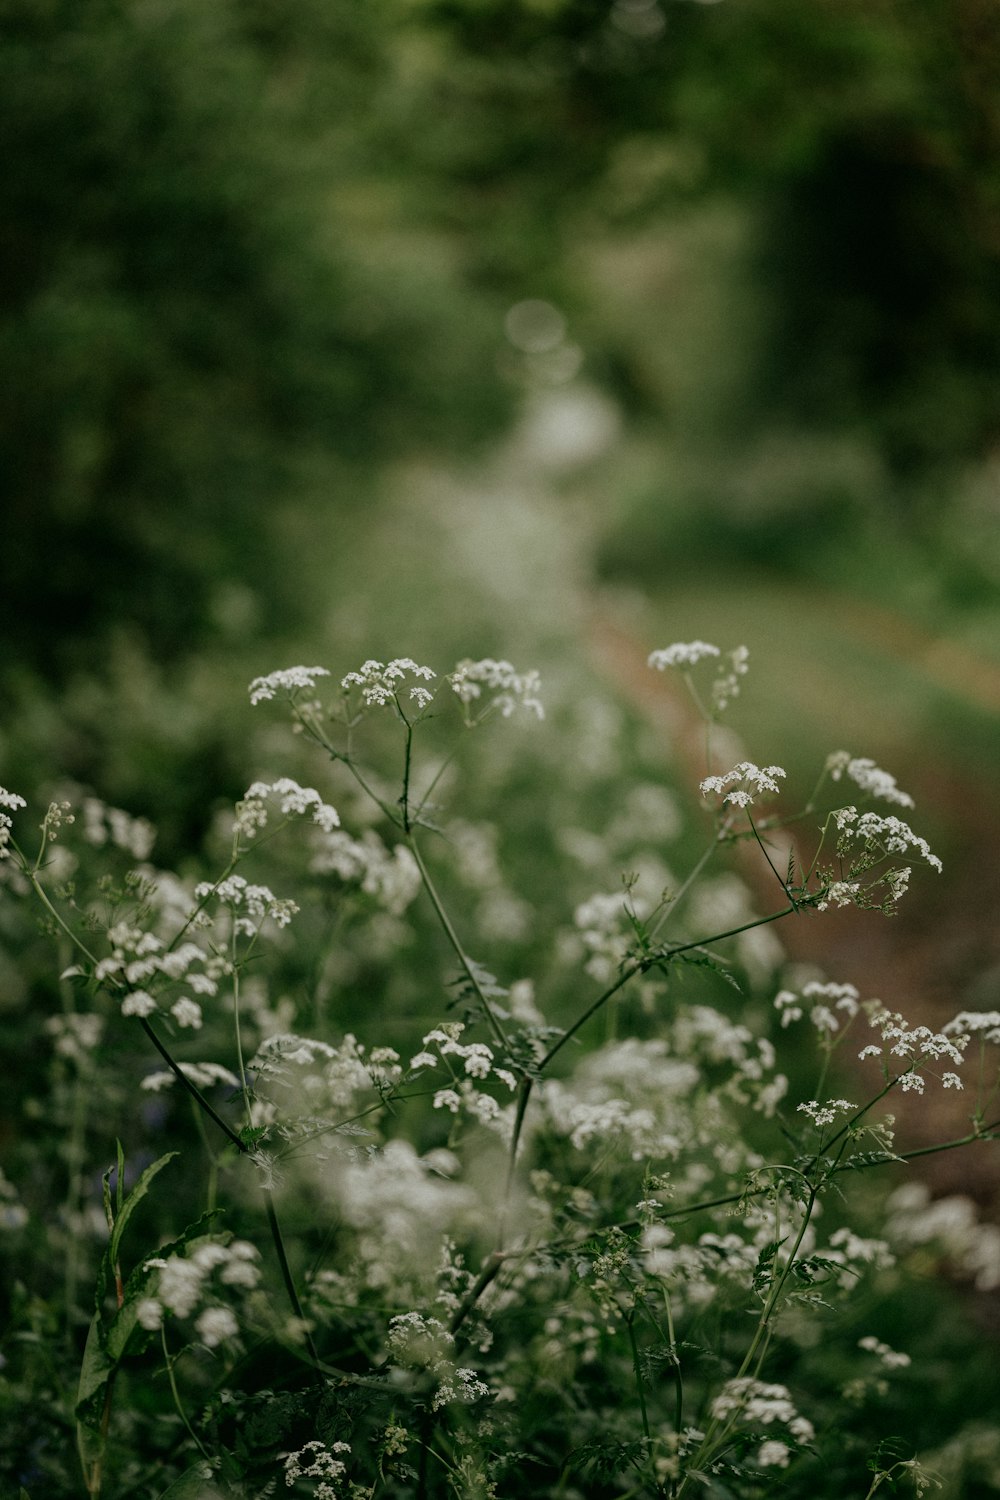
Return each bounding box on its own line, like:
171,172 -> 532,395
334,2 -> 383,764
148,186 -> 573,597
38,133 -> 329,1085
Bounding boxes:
2,643 -> 998,1499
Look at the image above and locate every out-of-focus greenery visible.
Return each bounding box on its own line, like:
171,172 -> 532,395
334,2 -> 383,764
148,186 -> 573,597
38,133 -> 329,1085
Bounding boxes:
6,0 -> 1000,679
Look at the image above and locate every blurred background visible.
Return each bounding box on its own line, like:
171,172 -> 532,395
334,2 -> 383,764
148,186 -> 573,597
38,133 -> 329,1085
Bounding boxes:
3,0 -> 1000,1101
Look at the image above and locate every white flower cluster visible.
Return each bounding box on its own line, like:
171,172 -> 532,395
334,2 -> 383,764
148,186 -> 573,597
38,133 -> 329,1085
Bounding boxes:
448,658 -> 544,721
825,753 -> 915,808
858,1005 -> 967,1092
669,1004 -> 788,1116
0,786 -> 26,859
700,761 -> 787,809
647,642 -> 750,712
284,1439 -> 352,1497
386,1311 -> 490,1409
249,1030 -> 404,1109
138,1238 -> 260,1346
95,921 -> 223,1028
647,641 -> 720,669
884,1182 -> 1000,1291
341,657 -> 436,710
310,828 -> 420,916
140,1060 -> 241,1093
413,1023 -> 516,1093
194,874 -> 299,934
45,1011 -> 105,1063
333,1139 -> 477,1295
858,1334 -> 911,1370
833,807 -> 942,872
235,778 -> 340,839
541,1039 -> 702,1162
80,797 -> 156,859
797,1097 -> 855,1129
712,645 -> 750,712
943,1010 -> 1000,1045
248,665 -> 330,706
774,980 -> 861,1032
709,1377 -> 815,1444
573,889 -> 635,982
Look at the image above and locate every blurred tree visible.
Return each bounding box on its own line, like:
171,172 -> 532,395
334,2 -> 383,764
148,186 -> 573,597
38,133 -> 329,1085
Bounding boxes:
0,0 -> 511,676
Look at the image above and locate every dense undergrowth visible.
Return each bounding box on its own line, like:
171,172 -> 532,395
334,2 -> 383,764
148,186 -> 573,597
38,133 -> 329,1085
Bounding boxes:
1,644 -> 999,1499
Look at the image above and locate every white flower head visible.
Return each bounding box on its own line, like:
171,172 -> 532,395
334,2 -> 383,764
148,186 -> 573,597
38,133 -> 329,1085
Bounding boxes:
449,658 -> 543,721
700,761 -> 786,807
341,658 -> 436,710
826,753 -> 915,808
648,641 -> 720,669
248,665 -> 330,706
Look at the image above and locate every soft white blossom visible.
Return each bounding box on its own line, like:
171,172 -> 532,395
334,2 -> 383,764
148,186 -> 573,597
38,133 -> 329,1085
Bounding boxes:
248,665 -> 330,706
647,641 -> 720,669
700,761 -> 786,807
826,753 -> 915,808
448,658 -> 543,720
341,658 -> 436,709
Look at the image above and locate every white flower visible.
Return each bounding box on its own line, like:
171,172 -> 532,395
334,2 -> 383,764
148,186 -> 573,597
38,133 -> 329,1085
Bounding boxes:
700,761 -> 787,805
195,1305 -> 239,1347
943,1011 -> 1000,1045
121,990 -> 157,1018
136,1298 -> 163,1331
756,1440 -> 792,1468
238,779 -> 339,836
248,665 -> 330,706
342,658 -> 436,709
448,659 -> 543,720
170,997 -> 203,1030
859,1335 -> 911,1369
833,808 -> 942,872
826,753 -> 915,808
648,641 -> 720,669
0,787 -> 27,811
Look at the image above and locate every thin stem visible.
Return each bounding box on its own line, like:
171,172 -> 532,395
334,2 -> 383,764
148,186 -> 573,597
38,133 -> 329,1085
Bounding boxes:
401,716 -> 414,833
263,1188 -> 321,1366
540,905 -> 798,1072
139,1018 -> 245,1153
647,839 -> 719,944
626,1310 -> 651,1441
747,812 -> 797,908
408,837 -> 508,1048
160,1325 -> 212,1461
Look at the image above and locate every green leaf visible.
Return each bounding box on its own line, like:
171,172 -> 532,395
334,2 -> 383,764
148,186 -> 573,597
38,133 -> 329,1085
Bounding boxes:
155,1461 -> 227,1499
109,1151 -> 178,1269
75,1313 -> 113,1428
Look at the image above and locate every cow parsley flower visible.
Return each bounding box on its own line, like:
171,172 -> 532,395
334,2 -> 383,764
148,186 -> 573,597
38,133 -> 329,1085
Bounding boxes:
943,1011 -> 1000,1045
121,990 -> 157,1018
195,1306 -> 239,1348
798,1098 -> 855,1129
248,665 -> 330,706
449,658 -> 544,721
341,658 -> 436,710
237,778 -> 339,837
648,641 -> 720,669
700,761 -> 786,807
833,808 -> 942,872
826,753 -> 915,808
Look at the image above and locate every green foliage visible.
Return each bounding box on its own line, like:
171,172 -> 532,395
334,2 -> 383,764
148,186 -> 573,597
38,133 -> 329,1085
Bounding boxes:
1,646 -> 998,1497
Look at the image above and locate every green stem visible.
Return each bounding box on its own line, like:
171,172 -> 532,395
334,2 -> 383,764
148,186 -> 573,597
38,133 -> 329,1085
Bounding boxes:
626,1310 -> 651,1441
408,837 -> 508,1048
540,905 -> 798,1072
160,1326 -> 212,1461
